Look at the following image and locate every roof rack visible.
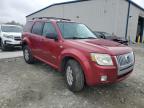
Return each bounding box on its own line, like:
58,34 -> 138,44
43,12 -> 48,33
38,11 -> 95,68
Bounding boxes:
32,17 -> 71,21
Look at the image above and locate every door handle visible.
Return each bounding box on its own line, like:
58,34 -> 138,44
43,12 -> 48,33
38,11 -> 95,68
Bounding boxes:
41,39 -> 44,41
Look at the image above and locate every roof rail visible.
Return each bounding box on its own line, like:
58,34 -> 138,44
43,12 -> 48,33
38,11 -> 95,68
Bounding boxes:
32,17 -> 71,21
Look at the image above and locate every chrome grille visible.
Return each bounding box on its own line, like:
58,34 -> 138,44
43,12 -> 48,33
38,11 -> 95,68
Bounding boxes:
117,52 -> 134,67
116,52 -> 134,76
14,37 -> 21,41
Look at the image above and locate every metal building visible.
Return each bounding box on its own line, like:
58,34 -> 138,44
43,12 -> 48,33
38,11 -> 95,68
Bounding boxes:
26,0 -> 144,43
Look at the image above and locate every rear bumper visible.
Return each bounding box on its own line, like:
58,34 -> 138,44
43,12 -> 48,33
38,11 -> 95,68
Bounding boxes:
82,59 -> 133,86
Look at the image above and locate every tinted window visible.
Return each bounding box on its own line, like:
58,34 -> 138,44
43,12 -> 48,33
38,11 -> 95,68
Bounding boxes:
32,22 -> 44,35
42,22 -> 57,36
23,21 -> 33,32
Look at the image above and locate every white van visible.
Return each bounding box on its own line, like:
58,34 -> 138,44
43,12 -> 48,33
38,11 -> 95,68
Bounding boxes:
0,24 -> 23,51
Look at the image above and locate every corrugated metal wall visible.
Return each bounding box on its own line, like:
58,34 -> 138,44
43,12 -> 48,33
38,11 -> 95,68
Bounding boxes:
128,4 -> 144,42
63,0 -> 118,34
26,0 -> 144,41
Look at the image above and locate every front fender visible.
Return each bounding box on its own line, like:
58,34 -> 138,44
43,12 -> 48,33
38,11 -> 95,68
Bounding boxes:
22,37 -> 32,49
59,48 -> 89,65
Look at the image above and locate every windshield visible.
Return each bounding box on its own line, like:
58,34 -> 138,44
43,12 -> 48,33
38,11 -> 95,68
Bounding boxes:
1,26 -> 22,33
57,22 -> 97,39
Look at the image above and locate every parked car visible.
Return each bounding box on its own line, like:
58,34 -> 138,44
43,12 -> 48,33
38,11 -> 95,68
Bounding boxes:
93,31 -> 128,45
22,17 -> 135,92
0,24 -> 23,51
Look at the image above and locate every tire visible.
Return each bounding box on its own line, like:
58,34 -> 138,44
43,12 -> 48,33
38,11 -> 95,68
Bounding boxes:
65,59 -> 85,92
23,45 -> 35,64
1,40 -> 6,51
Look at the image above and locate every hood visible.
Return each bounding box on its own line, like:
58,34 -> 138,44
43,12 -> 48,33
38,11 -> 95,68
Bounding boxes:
105,36 -> 128,45
85,39 -> 122,47
65,39 -> 132,56
2,32 -> 22,37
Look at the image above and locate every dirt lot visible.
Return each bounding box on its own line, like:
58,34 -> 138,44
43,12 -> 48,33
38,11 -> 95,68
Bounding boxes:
0,48 -> 23,59
0,45 -> 144,108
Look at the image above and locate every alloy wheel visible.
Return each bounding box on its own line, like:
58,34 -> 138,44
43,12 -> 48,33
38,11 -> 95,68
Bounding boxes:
66,66 -> 74,86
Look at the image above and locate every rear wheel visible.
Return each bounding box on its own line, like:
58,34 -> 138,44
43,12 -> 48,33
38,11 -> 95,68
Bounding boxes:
65,59 -> 85,92
23,45 -> 35,64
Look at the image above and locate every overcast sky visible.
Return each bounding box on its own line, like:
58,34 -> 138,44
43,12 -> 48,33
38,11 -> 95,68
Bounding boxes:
0,0 -> 143,24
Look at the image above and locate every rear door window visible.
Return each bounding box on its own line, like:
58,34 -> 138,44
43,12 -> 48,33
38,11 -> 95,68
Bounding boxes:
42,22 -> 57,36
32,22 -> 44,35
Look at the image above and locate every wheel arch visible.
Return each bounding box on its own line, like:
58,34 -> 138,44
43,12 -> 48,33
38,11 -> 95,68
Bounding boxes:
22,38 -> 31,49
22,41 -> 27,48
59,49 -> 90,83
60,56 -> 76,72
59,48 -> 89,70
61,55 -> 87,84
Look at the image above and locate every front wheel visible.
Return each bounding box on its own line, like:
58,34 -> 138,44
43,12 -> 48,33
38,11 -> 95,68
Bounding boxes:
65,59 -> 85,92
23,45 -> 35,64
1,40 -> 6,51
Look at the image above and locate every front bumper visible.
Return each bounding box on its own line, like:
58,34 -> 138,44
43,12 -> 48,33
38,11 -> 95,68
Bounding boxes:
2,37 -> 22,47
83,56 -> 134,86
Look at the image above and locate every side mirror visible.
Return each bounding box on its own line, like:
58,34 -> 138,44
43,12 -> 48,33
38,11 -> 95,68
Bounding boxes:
45,33 -> 58,41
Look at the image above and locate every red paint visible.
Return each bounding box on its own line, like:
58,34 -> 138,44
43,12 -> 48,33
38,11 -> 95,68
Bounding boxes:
22,19 -> 134,86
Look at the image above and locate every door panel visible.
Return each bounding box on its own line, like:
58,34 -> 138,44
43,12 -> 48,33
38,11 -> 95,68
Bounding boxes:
30,34 -> 42,57
31,21 -> 44,58
41,22 -> 62,65
42,38 -> 61,65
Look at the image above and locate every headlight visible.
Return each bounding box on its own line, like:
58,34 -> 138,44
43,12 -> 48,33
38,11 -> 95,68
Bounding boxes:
91,53 -> 113,66
3,34 -> 13,39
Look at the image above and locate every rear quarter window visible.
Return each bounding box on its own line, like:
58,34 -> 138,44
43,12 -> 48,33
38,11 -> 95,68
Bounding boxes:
23,21 -> 33,32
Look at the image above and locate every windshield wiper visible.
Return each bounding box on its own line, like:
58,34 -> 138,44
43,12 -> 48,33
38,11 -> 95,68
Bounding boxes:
78,37 -> 97,39
65,37 -> 85,39
86,37 -> 97,39
72,37 -> 85,39
65,36 -> 97,39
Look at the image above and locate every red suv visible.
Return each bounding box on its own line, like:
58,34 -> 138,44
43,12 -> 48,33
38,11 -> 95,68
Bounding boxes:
22,17 -> 135,92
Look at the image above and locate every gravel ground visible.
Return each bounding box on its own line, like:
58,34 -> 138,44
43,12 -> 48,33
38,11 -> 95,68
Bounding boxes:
0,48 -> 23,59
0,46 -> 144,108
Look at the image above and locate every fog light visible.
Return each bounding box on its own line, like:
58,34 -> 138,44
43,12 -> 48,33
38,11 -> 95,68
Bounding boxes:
101,76 -> 107,81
